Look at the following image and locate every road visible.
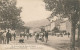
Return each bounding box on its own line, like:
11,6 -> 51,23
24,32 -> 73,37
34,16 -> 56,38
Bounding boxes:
0,36 -> 57,50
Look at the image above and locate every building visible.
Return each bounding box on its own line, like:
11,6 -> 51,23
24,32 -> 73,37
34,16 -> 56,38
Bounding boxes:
50,22 -> 55,31
47,16 -> 58,31
45,24 -> 51,31
65,20 -> 71,33
55,18 -> 71,33
47,15 -> 71,33
60,22 -> 66,31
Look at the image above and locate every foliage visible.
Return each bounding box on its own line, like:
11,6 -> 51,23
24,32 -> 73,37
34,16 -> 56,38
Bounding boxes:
44,0 -> 80,23
0,0 -> 24,29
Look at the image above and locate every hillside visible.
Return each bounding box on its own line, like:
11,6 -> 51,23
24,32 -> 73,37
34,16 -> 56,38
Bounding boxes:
25,19 -> 50,28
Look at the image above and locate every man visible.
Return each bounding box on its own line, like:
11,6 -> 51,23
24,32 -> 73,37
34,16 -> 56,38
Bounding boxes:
20,32 -> 23,37
0,31 -> 5,44
13,32 -> 16,40
29,33 -> 32,38
26,33 -> 29,40
68,32 -> 70,37
39,32 -> 44,42
10,32 -> 12,41
23,33 -> 25,38
45,31 -> 48,43
6,30 -> 11,44
2,30 -> 7,44
19,36 -> 24,43
34,32 -> 39,43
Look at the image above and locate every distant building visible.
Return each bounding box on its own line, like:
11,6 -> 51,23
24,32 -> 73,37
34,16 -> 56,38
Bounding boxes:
60,22 -> 66,31
55,19 -> 71,33
65,20 -> 71,33
47,16 -> 58,31
47,16 -> 71,33
45,24 -> 51,31
50,22 -> 55,31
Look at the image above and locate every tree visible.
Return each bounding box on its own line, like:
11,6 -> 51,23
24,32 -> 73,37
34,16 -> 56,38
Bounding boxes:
77,23 -> 80,47
0,0 -> 24,30
44,0 -> 80,50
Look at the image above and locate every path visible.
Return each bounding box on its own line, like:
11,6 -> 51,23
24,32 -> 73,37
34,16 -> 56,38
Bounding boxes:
0,36 -> 57,50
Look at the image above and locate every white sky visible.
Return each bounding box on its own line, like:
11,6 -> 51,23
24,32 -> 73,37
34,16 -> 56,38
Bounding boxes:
16,0 -> 52,23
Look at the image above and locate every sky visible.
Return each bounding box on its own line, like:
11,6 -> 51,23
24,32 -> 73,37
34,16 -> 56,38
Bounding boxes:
16,0 -> 52,23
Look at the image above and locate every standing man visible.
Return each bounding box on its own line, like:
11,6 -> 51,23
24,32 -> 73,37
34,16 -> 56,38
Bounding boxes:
68,32 -> 70,37
34,32 -> 39,43
26,33 -> 29,40
10,32 -> 12,41
0,31 -> 5,44
39,32 -> 44,42
6,30 -> 11,44
13,32 -> 16,40
23,32 -> 25,38
45,31 -> 48,43
2,30 -> 7,44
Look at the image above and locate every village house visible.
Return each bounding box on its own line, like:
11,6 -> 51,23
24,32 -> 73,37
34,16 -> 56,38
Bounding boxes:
59,20 -> 71,33
44,24 -> 51,31
47,16 -> 71,34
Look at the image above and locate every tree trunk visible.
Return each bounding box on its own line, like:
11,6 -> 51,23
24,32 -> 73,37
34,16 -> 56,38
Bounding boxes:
78,19 -> 80,50
78,27 -> 80,50
70,22 -> 76,50
78,28 -> 79,41
78,24 -> 80,42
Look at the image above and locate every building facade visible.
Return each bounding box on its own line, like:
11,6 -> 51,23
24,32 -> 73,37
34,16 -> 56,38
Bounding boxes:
47,16 -> 71,33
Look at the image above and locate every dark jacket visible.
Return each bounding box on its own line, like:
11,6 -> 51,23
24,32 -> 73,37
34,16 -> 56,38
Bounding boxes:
45,31 -> 48,37
6,32 -> 11,38
13,33 -> 16,37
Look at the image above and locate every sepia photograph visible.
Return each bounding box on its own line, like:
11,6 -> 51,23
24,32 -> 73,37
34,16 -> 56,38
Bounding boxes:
0,0 -> 80,50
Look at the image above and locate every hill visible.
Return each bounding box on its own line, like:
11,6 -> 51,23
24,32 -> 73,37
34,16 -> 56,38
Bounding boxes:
25,19 -> 50,28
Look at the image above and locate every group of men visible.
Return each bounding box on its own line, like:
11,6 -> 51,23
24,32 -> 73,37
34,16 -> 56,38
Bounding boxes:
20,32 -> 32,39
0,30 -> 16,44
19,32 -> 33,43
35,31 -> 48,43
